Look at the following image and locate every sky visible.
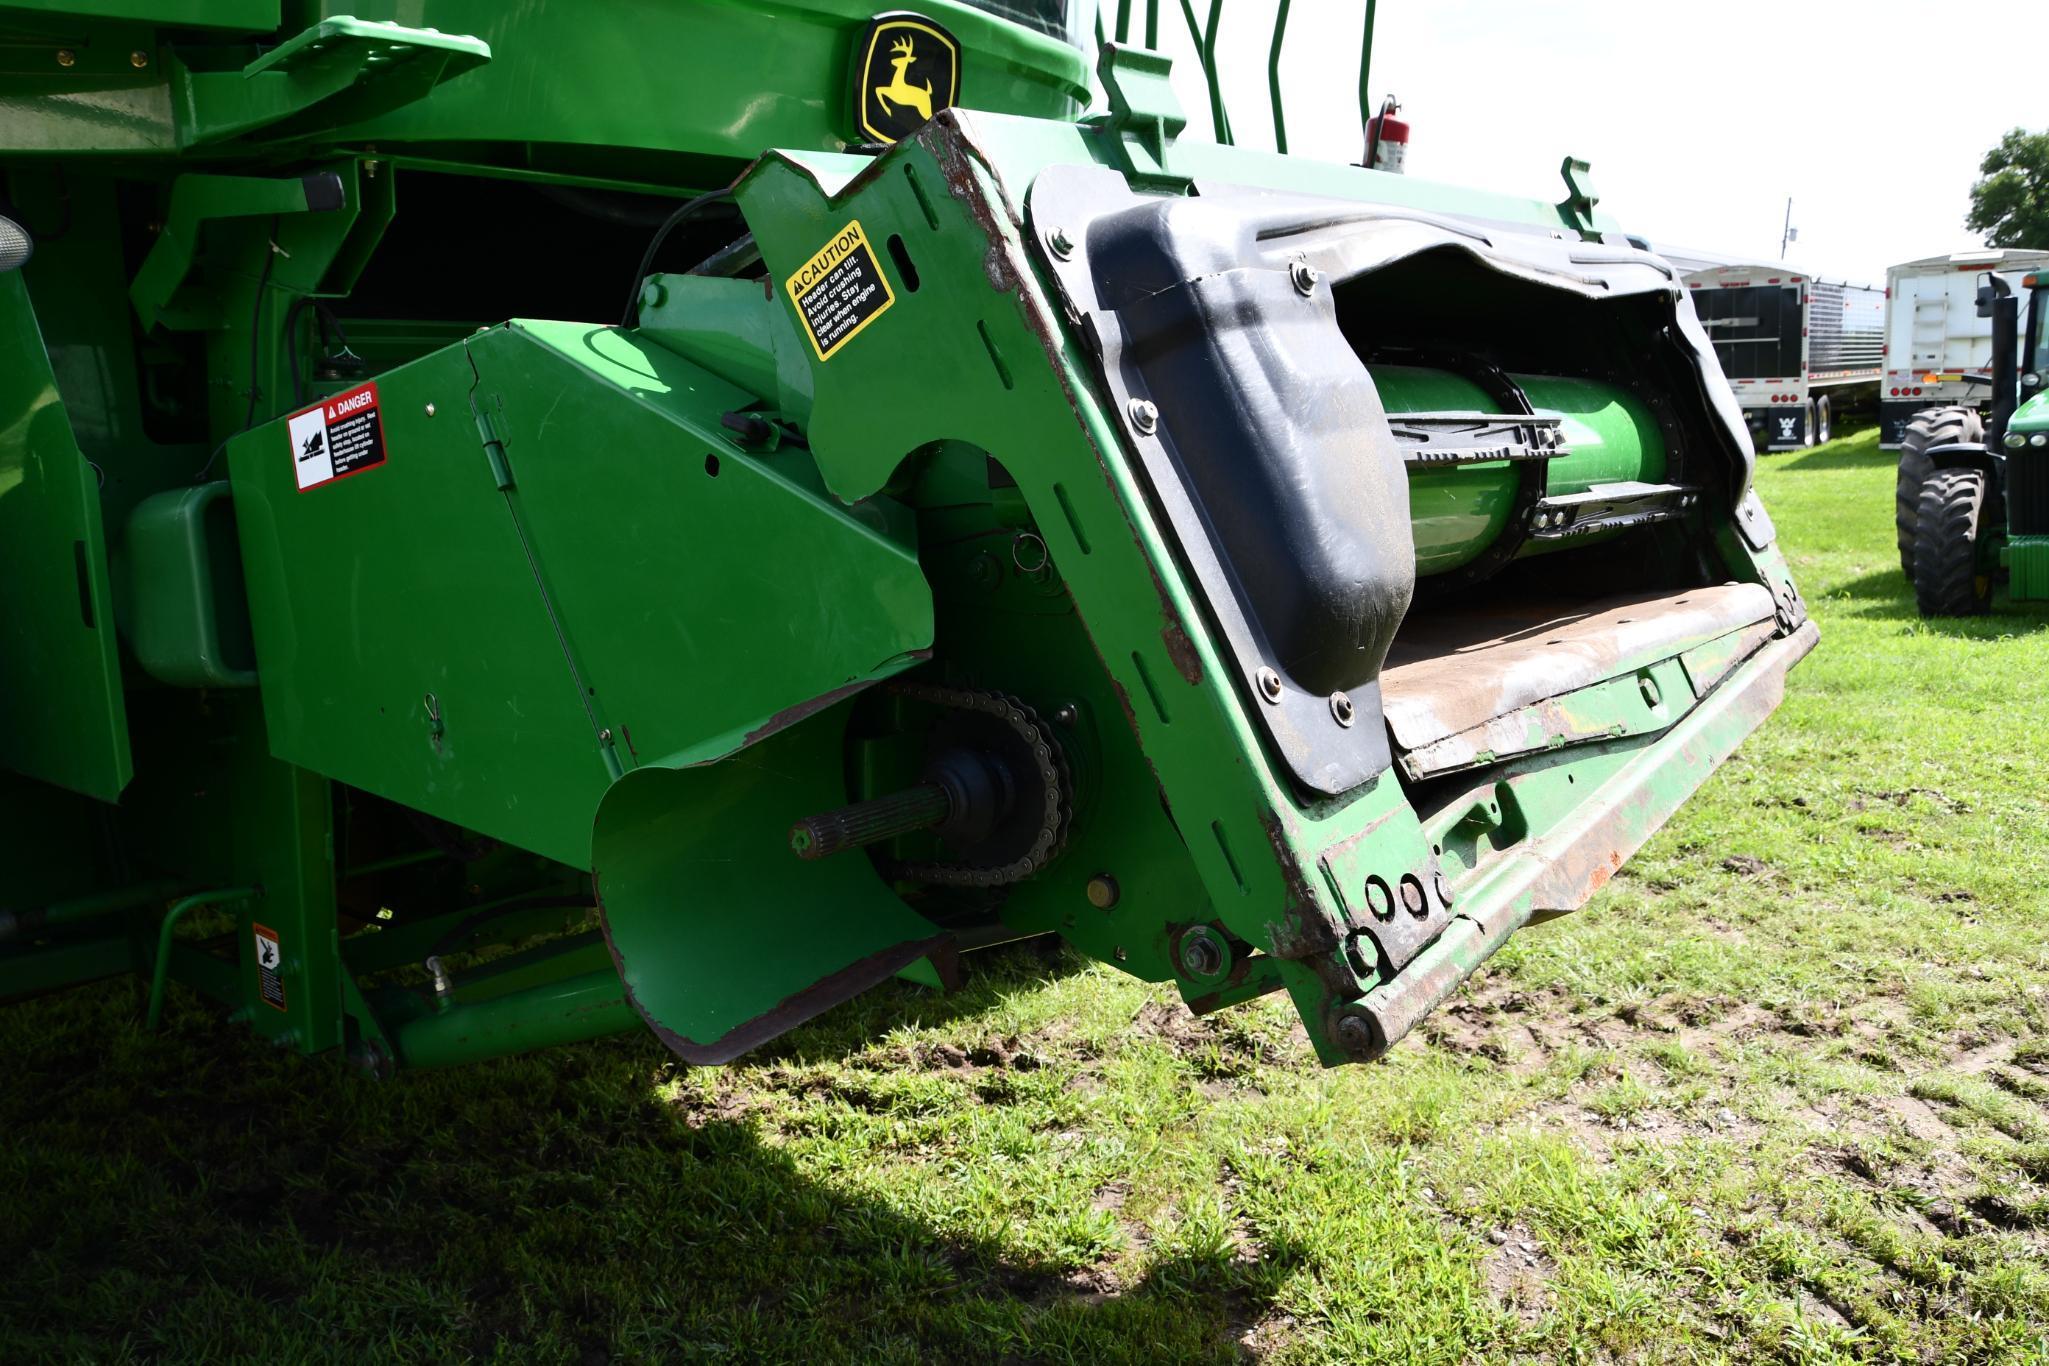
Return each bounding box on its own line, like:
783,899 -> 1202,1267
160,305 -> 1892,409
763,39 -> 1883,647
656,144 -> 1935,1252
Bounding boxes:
1117,0 -> 2044,284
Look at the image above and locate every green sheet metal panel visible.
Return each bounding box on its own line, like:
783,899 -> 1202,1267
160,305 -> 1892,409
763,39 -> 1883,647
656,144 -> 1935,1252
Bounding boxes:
228,322 -> 933,869
0,273 -> 131,802
0,1 -> 277,28
308,0 -> 1088,172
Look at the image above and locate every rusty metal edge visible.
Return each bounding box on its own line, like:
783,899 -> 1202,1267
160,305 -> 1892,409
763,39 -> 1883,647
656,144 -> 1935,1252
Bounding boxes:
1339,618 -> 1818,1060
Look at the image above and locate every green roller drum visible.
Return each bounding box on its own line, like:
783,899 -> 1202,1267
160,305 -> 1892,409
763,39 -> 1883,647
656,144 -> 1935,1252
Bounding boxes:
1370,365 -> 1669,575
0,0 -> 1813,1076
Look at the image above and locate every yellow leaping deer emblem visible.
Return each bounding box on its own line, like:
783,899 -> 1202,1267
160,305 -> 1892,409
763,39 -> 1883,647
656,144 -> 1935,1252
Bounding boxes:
873,35 -> 933,124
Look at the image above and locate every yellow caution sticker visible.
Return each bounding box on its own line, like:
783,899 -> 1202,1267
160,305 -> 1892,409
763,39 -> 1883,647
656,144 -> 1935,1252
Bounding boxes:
785,219 -> 896,362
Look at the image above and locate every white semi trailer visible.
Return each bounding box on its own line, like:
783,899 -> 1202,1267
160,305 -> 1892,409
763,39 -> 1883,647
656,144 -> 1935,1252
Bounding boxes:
1879,248 -> 2049,448
1684,264 -> 1884,451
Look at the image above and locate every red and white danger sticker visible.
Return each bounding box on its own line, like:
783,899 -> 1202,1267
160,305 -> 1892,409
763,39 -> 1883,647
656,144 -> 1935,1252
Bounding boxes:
286,380 -> 389,491
252,922 -> 287,1012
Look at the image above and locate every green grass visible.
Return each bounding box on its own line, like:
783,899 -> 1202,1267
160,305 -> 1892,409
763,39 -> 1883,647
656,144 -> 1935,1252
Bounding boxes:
6,426 -> 2049,1363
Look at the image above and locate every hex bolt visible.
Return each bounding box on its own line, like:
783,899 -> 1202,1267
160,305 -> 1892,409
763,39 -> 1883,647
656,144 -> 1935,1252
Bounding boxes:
1178,930 -> 1225,980
1289,260 -> 1320,296
1255,667 -> 1283,704
56,48 -> 76,67
1329,691 -> 1355,727
1399,873 -> 1428,918
1047,226 -> 1075,260
1342,929 -> 1374,977
1638,674 -> 1661,709
130,50 -> 149,68
1087,873 -> 1121,910
424,402 -> 437,418
1335,1013 -> 1376,1055
426,955 -> 454,1011
1128,398 -> 1158,434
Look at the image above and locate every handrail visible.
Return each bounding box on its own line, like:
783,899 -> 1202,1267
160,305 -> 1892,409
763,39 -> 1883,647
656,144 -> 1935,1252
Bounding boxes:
1107,0 -> 1376,158
1359,0 -> 1378,147
146,886 -> 262,1029
1267,0 -> 1292,154
1176,0 -> 1231,144
1201,0 -> 1231,144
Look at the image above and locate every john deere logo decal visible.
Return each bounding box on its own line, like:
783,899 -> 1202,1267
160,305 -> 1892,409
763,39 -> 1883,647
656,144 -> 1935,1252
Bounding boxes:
854,13 -> 960,145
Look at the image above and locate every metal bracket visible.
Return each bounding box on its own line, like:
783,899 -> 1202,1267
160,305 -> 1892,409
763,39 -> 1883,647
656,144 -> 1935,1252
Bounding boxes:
1389,412 -> 1567,469
1097,43 -> 1188,188
1527,480 -> 1700,540
1557,156 -> 1600,235
129,170 -> 348,331
169,18 -> 491,147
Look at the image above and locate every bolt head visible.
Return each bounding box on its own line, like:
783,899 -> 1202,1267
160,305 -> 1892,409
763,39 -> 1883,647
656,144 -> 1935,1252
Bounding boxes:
1432,869 -> 1454,907
1255,667 -> 1283,704
1334,1013 -> 1376,1055
130,49 -> 149,68
1290,260 -> 1320,296
1329,691 -> 1355,727
1048,226 -> 1075,260
1178,929 -> 1226,980
1638,674 -> 1661,709
1399,874 -> 1429,918
1128,398 -> 1158,434
1053,703 -> 1079,727
424,402 -> 437,417
1087,874 -> 1121,910
56,48 -> 76,67
1342,930 -> 1375,978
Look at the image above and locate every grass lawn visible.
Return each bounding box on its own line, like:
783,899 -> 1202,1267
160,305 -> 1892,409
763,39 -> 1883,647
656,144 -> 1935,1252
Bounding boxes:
5,426 -> 2048,1364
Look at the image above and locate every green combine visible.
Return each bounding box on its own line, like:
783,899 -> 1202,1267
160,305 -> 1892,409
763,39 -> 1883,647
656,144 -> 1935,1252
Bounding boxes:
1897,271 -> 2049,614
0,1 -> 1814,1073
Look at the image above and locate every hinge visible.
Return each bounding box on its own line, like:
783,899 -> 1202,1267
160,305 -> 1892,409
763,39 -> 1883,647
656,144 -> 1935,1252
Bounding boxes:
474,404 -> 513,489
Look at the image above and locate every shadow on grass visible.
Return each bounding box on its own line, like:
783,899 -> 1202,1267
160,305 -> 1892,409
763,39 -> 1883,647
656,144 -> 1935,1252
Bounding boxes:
1825,567 -> 2049,635
0,945 -> 1293,1363
1770,427 -> 1885,473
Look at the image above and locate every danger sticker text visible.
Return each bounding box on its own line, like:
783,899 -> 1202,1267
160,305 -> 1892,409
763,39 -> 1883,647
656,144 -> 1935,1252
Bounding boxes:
252,923 -> 287,1012
287,380 -> 389,491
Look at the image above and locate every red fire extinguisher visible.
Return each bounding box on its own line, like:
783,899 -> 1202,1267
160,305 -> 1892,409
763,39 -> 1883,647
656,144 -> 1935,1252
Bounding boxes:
1364,96 -> 1408,174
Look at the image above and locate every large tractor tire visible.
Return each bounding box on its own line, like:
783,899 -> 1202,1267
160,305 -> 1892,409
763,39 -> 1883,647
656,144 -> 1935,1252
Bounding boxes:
1913,467 -> 1993,616
1896,406 -> 1982,578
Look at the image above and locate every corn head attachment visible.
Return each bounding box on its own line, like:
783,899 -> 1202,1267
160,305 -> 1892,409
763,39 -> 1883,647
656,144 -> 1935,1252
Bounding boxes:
0,1 -> 1809,1071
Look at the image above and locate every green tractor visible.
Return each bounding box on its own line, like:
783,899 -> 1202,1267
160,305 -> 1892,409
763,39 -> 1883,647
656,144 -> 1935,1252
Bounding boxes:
0,0 -> 1813,1073
1896,270 -> 2049,614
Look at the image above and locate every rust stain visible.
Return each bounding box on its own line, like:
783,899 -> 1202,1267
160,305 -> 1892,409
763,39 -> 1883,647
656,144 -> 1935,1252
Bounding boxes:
1257,810 -> 1348,991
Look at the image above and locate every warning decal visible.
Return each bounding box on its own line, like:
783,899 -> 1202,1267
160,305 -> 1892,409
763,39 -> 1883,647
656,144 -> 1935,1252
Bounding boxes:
785,220 -> 896,362
252,923 -> 287,1012
286,380 -> 388,491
